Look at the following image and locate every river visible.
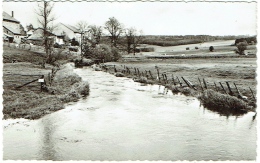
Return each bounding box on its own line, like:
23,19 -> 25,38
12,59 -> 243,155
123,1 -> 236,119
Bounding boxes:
3,67 -> 256,161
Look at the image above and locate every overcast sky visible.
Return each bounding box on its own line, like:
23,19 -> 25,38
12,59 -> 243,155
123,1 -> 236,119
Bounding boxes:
2,1 -> 257,36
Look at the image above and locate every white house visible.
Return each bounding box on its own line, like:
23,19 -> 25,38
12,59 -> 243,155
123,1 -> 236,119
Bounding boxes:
3,11 -> 21,43
54,23 -> 81,44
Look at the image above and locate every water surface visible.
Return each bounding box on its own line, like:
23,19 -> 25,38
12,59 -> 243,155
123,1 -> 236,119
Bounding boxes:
3,67 -> 256,161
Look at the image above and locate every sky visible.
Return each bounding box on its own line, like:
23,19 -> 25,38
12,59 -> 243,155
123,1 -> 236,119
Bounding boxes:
2,1 -> 257,36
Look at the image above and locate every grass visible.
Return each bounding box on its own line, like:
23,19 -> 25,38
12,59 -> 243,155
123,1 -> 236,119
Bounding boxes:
3,46 -> 89,120
198,89 -> 252,115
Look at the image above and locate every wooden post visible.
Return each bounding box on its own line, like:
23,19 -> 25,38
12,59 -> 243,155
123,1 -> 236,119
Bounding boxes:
214,82 -> 218,91
172,74 -> 176,85
219,82 -> 227,94
137,68 -> 140,77
149,70 -> 154,80
203,78 -> 208,89
198,78 -> 204,91
233,83 -> 241,96
176,76 -> 182,87
226,82 -> 233,95
114,65 -> 117,73
156,68 -> 160,81
162,73 -> 166,84
134,67 -> 137,75
164,73 -> 168,84
249,87 -> 256,100
181,77 -> 191,88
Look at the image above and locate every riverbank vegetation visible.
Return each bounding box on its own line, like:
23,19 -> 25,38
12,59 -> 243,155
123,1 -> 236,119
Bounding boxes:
3,46 -> 89,120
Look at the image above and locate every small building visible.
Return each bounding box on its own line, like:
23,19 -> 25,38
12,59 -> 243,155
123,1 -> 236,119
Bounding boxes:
3,11 -> 22,43
54,23 -> 81,43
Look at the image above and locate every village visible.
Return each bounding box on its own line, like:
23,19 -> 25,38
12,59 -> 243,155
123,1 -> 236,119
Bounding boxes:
2,1 -> 258,161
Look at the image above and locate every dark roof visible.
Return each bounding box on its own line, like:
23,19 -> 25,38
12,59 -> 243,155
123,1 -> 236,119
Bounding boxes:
61,23 -> 79,33
3,11 -> 20,23
3,25 -> 21,35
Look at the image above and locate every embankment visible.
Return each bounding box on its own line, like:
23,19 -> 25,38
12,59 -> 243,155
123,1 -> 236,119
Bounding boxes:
3,63 -> 89,120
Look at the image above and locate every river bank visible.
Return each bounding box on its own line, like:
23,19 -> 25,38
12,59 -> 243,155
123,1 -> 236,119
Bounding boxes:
3,46 -> 89,120
101,57 -> 257,115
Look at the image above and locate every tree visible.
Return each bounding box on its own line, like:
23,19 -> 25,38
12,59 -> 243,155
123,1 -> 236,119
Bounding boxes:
209,46 -> 214,52
125,28 -> 143,55
35,1 -> 56,64
20,24 -> 27,36
88,25 -> 103,47
76,21 -> 88,59
26,24 -> 34,31
104,17 -> 123,47
236,41 -> 248,55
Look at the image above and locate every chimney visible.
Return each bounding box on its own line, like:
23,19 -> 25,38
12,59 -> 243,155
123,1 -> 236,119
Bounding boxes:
11,11 -> 14,17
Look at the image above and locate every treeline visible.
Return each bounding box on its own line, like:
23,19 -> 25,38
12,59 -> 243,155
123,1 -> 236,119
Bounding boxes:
235,36 -> 257,45
140,39 -> 203,47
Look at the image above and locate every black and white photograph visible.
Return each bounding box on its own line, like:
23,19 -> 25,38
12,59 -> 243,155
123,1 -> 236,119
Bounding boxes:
1,0 -> 258,161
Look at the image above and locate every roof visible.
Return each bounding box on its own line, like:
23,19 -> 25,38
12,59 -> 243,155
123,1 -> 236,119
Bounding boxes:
61,23 -> 79,33
3,11 -> 20,23
3,25 -> 21,35
27,28 -> 56,40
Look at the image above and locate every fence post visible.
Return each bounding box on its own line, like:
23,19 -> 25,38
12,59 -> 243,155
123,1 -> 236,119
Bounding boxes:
214,82 -> 218,91
249,87 -> 256,100
203,78 -> 208,89
226,82 -> 233,96
198,78 -> 204,91
176,76 -> 182,87
219,82 -> 227,94
156,67 -> 160,82
149,70 -> 154,80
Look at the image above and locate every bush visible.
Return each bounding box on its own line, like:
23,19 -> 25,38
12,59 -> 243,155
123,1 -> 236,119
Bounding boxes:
71,38 -> 79,46
198,89 -> 250,115
83,44 -> 122,62
53,43 -> 62,48
115,72 -> 125,77
209,46 -> 214,52
236,42 -> 248,55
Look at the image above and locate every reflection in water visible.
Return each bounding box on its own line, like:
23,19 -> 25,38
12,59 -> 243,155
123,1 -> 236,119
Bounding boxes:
39,118 -> 57,160
3,67 -> 257,161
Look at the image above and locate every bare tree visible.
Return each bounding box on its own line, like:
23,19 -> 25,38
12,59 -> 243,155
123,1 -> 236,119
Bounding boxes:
35,1 -> 56,64
125,28 -> 143,55
76,21 -> 88,59
104,17 -> 123,47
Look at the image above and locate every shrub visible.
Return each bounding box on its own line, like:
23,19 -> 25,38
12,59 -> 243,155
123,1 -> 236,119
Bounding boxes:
134,77 -> 148,83
198,89 -> 250,115
71,38 -> 79,46
236,41 -> 248,55
115,72 -> 125,77
209,46 -> 214,52
186,47 -> 189,50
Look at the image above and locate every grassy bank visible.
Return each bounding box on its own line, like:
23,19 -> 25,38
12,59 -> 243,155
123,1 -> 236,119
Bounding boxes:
3,46 -> 89,120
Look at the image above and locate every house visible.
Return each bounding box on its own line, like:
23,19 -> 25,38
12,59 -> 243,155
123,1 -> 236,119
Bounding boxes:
26,29 -> 35,38
54,23 -> 81,44
27,28 -> 66,45
27,28 -> 55,45
3,11 -> 22,43
27,23 -> 82,46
